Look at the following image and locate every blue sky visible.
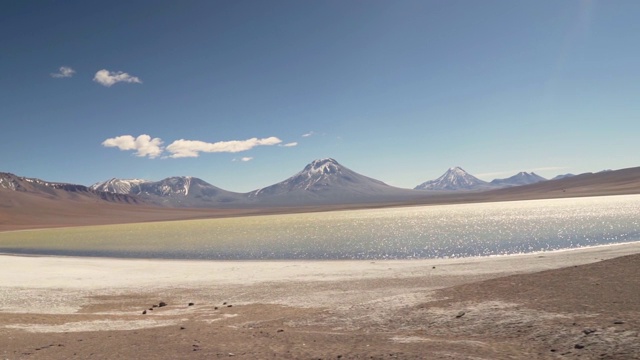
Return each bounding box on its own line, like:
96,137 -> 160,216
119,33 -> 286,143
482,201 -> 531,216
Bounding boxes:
1,0 -> 639,192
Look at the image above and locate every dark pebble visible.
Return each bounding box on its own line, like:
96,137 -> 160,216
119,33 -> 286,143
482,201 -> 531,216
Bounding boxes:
455,311 -> 465,318
180,327 -> 185,330
277,329 -> 284,333
188,302 -> 194,306
613,321 -> 625,324
159,301 -> 167,307
142,310 -> 147,315
152,304 -> 158,308
583,328 -> 596,335
575,344 -> 585,349
214,307 -> 219,310
227,304 -> 233,308
432,266 -> 436,269
550,349 -> 557,352
223,302 -> 227,305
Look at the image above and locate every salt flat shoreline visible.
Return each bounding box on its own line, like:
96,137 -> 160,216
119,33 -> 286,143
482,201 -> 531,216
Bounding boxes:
1,242 -> 639,359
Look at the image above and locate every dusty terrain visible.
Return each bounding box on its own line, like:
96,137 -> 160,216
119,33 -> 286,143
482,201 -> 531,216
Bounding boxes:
1,243 -> 639,359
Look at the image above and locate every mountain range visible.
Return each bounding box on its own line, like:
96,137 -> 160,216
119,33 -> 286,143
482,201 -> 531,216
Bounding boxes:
89,158 -> 422,207
413,166 -> 549,191
1,158 -> 633,211
3,159 -> 640,231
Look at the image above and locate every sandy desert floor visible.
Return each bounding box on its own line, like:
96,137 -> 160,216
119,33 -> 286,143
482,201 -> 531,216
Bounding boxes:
1,242 -> 639,359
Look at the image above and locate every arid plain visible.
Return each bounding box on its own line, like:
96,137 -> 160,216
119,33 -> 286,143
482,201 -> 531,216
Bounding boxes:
1,169 -> 640,359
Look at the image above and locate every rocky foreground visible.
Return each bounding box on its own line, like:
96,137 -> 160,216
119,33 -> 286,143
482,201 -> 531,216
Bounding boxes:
0,243 -> 639,359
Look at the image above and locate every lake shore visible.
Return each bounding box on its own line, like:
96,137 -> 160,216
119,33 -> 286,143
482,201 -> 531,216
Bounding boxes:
1,242 -> 639,359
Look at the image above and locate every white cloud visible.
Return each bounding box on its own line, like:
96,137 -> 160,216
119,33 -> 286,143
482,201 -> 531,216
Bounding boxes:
241,157 -> 253,162
51,66 -> 75,78
282,142 -> 298,147
93,69 -> 142,87
302,131 -> 314,137
102,134 -> 164,158
166,137 -> 282,158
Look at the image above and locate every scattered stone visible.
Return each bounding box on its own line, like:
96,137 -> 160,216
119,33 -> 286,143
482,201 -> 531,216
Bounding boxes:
188,302 -> 195,306
214,306 -> 219,310
152,304 -> 158,308
223,302 -> 227,305
149,308 -> 153,311
583,328 -> 596,335
159,301 -> 167,307
455,311 -> 466,318
142,310 -> 147,315
550,349 -> 557,352
613,320 -> 625,324
227,304 -> 233,308
575,344 -> 585,349
277,329 -> 284,333
432,266 -> 436,269
180,327 -> 185,330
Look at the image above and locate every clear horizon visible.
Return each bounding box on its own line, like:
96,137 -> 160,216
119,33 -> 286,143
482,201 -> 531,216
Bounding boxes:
2,1 -> 638,192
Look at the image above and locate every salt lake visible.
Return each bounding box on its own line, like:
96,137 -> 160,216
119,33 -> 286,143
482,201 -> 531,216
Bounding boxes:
1,195 -> 639,260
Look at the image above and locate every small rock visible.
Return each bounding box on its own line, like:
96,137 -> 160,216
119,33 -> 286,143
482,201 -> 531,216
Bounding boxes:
575,344 -> 585,349
214,306 -> 219,310
613,321 -> 625,324
223,302 -> 227,305
277,329 -> 284,333
550,349 -> 557,352
180,327 -> 185,330
149,308 -> 153,311
188,302 -> 195,306
432,266 -> 436,269
159,301 -> 167,307
583,328 -> 596,335
455,311 -> 465,318
142,310 -> 147,315
227,304 -> 233,308
152,304 -> 158,308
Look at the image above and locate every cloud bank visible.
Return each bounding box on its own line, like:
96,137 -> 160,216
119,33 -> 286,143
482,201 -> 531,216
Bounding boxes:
102,135 -> 164,158
51,66 -> 75,78
102,135 -> 288,158
166,137 -> 282,158
94,69 -> 142,87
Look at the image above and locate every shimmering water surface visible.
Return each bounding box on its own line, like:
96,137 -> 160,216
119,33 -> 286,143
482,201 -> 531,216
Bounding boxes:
2,195 -> 640,260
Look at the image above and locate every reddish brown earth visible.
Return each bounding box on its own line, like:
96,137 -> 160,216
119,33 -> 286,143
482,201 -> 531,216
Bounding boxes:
0,247 -> 638,360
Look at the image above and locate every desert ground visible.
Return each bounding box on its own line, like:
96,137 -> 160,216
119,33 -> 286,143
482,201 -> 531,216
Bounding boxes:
1,242 -> 639,359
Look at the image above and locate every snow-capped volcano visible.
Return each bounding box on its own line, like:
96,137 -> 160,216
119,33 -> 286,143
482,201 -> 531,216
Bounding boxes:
414,167 -> 491,191
249,158 -> 421,204
490,172 -> 547,187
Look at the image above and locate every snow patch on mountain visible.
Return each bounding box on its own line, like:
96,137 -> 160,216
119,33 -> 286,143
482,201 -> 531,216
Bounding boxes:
90,178 -> 151,194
